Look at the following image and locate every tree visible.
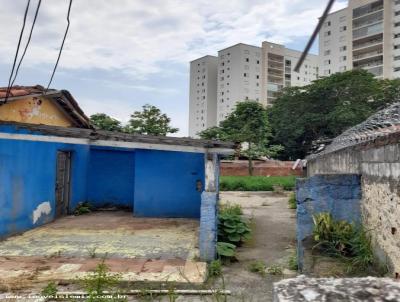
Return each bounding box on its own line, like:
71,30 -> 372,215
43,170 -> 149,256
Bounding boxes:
268,69 -> 397,160
199,101 -> 282,175
90,113 -> 122,131
124,104 -> 178,136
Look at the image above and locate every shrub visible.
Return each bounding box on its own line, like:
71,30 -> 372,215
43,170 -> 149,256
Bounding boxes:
208,260 -> 222,277
218,205 -> 251,245
312,213 -> 374,272
216,242 -> 236,258
288,193 -> 297,209
247,260 -> 267,277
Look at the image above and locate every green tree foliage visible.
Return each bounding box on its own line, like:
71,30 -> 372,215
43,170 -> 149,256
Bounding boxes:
124,104 -> 178,136
268,70 -> 400,160
90,113 -> 122,131
199,101 -> 282,175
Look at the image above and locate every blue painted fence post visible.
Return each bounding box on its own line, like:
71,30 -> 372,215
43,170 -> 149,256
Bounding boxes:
199,153 -> 219,262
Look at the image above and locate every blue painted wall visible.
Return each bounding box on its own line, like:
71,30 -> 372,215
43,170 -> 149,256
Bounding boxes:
134,149 -> 205,218
0,133 -> 89,239
296,174 -> 361,271
87,148 -> 135,208
0,124 -> 208,239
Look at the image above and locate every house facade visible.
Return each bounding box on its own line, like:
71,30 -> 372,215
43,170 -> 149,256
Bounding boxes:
0,86 -> 234,262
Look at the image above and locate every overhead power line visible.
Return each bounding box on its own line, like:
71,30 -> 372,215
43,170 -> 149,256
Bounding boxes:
3,0 -> 31,103
46,0 -> 73,92
11,0 -> 42,88
294,0 -> 335,73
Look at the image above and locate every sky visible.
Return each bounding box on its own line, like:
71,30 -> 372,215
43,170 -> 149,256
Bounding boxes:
0,0 -> 347,136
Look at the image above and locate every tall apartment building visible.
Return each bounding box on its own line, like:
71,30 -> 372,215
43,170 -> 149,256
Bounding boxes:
320,0 -> 400,79
189,42 -> 319,137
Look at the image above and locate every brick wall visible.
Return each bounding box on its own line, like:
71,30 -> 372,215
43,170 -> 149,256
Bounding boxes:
220,160 -> 302,176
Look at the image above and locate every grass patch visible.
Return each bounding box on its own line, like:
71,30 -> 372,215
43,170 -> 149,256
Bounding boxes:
220,176 -> 296,191
247,260 -> 267,277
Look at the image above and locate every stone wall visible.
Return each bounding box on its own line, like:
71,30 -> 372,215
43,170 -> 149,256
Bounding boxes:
305,132 -> 400,276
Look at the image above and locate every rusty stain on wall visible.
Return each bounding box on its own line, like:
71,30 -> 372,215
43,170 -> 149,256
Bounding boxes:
0,97 -> 73,127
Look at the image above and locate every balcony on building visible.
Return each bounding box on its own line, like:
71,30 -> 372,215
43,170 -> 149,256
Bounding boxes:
353,22 -> 383,40
352,0 -> 383,19
353,33 -> 383,51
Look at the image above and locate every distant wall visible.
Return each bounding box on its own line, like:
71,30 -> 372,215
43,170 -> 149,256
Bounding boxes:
134,150 -> 205,218
220,160 -> 302,176
87,148 -> 135,208
306,132 -> 400,275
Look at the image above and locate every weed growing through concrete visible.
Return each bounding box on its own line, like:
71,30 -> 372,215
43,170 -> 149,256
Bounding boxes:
208,260 -> 223,278
41,281 -> 58,298
86,246 -> 97,258
247,260 -> 267,277
288,254 -> 298,271
288,193 -> 297,209
267,264 -> 283,275
74,202 -> 93,215
79,259 -> 127,302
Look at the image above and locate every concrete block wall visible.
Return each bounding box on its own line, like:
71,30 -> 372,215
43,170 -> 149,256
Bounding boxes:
296,174 -> 361,271
306,133 -> 400,276
199,192 -> 218,262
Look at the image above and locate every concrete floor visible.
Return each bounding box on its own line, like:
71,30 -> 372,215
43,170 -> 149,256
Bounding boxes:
0,211 -> 199,260
0,211 -> 206,290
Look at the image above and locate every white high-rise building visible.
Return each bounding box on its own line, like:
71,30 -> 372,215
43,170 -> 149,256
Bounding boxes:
319,0 -> 400,79
189,42 -> 319,138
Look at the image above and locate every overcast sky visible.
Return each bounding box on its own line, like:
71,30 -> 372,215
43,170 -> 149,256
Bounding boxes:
0,0 -> 347,136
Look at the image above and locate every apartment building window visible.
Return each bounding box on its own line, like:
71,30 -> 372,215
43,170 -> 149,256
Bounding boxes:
244,50 -> 250,54
324,31 -> 331,37
256,75 -> 260,79
324,40 -> 330,46
395,33 -> 400,39
256,60 -> 260,64
395,45 -> 400,50
340,26 -> 347,32
325,21 -> 331,27
340,66 -> 347,72
244,73 -> 247,77
340,56 -> 347,62
245,96 -> 249,100
220,77 -> 224,81
339,36 -> 346,42
394,55 -> 400,61
339,16 -> 346,22
396,0 -> 400,5
395,11 -> 400,16
395,22 -> 400,28
244,65 -> 250,70
339,46 -> 347,52
324,50 -> 331,56
221,70 -> 224,74
394,67 -> 400,72
245,58 -> 249,62
324,59 -> 331,65
221,62 -> 225,66
324,70 -> 330,76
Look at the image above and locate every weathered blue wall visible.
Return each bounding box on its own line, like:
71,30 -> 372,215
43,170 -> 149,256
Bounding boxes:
134,149 -> 204,218
0,129 -> 89,239
296,174 -> 361,271
87,148 -> 135,208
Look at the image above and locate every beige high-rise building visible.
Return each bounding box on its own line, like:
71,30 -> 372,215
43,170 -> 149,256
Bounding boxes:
189,42 -> 319,138
320,0 -> 400,79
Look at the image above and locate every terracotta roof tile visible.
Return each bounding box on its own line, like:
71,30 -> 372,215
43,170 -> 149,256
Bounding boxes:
0,85 -> 53,99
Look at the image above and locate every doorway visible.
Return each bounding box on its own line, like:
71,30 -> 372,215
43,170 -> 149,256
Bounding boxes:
55,151 -> 72,218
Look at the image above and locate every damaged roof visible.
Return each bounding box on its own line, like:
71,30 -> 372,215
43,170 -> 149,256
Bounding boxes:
1,121 -> 237,153
0,85 -> 91,129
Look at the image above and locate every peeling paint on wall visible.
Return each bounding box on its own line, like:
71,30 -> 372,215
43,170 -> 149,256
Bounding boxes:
32,202 -> 52,224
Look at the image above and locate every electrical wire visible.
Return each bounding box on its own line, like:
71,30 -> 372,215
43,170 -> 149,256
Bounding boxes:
294,0 -> 335,72
3,0 -> 31,103
46,0 -> 73,92
10,0 -> 42,88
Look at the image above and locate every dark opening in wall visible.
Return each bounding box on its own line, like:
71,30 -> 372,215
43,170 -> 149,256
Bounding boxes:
391,227 -> 397,235
395,272 -> 399,279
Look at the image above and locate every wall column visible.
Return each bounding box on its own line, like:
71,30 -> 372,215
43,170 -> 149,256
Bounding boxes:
199,153 -> 219,262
